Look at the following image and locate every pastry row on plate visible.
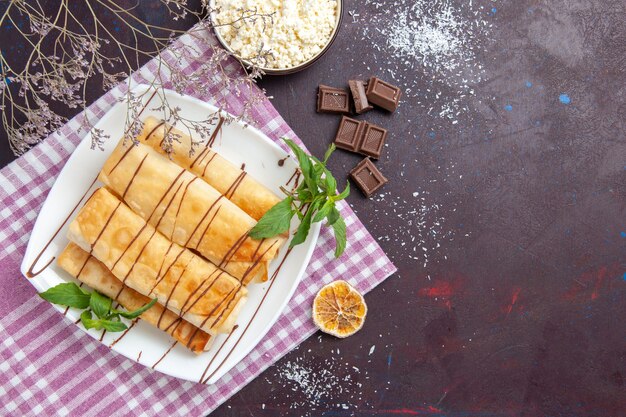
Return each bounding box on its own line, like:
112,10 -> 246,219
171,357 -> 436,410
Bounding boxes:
58,121 -> 288,353
99,139 -> 285,285
58,242 -> 212,354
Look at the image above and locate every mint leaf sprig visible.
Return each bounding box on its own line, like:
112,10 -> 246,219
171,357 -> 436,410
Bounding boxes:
249,139 -> 349,258
39,282 -> 157,332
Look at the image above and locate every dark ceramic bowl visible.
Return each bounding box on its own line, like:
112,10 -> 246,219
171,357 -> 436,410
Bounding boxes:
210,0 -> 343,75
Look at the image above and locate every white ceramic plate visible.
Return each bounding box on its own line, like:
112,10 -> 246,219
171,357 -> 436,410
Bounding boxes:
20,85 -> 320,384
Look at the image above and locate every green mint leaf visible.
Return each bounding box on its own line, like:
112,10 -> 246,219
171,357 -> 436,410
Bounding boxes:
114,298 -> 158,319
297,187 -> 313,202
98,319 -> 128,332
335,181 -> 350,201
39,282 -> 91,309
249,197 -> 294,239
90,291 -> 112,319
81,310 -> 128,332
312,164 -> 325,187
323,144 -> 336,164
284,139 -> 316,192
80,310 -> 98,329
313,200 -> 333,223
331,215 -> 347,258
326,206 -> 341,226
324,173 -> 337,196
290,202 -> 317,248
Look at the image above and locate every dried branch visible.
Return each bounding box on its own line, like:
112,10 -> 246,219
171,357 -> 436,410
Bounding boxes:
0,0 -> 274,156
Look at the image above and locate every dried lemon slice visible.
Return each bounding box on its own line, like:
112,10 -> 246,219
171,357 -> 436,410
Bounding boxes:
312,280 -> 367,338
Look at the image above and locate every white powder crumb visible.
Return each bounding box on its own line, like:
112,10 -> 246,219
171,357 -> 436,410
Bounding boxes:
369,345 -> 376,355
267,356 -> 368,415
360,0 -> 493,123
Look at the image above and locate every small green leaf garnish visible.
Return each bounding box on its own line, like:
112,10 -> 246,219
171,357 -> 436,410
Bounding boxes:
112,297 -> 158,319
39,282 -> 90,309
41,283 -> 157,333
90,291 -> 112,319
248,196 -> 294,239
249,139 -> 350,258
330,216 -> 347,258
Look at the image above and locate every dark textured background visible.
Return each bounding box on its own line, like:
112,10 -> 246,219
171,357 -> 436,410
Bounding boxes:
2,1 -> 625,416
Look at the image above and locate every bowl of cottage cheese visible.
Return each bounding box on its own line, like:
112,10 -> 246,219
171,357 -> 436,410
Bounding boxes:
211,0 -> 343,74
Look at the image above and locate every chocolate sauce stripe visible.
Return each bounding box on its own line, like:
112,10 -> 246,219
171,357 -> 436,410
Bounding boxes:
224,171 -> 247,199
158,124 -> 177,149
241,240 -> 279,282
178,269 -> 223,317
121,154 -> 148,200
172,177 -> 198,240
190,147 -> 210,169
145,121 -> 166,145
178,275 -> 228,329
109,319 -> 138,348
156,255 -> 194,327
107,89 -> 159,177
148,247 -> 185,297
146,168 -> 186,224
115,228 -> 158,301
184,194 -> 223,247
90,201 -> 122,265
201,192 -> 308,382
199,325 -> 238,383
194,206 -> 222,251
107,145 -> 135,177
110,223 -> 148,273
217,231 -> 249,269
62,256 -> 92,316
152,340 -> 177,369
250,239 -> 265,263
26,177 -> 99,278
161,316 -> 184,334
186,285 -> 240,345
207,117 -> 224,148
154,242 -> 175,290
190,116 -> 223,169
202,247 -> 295,384
208,287 -> 241,330
201,153 -> 218,177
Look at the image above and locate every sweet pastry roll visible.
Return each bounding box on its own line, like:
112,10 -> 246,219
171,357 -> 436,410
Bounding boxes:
98,139 -> 285,284
57,242 -> 212,354
137,116 -> 282,221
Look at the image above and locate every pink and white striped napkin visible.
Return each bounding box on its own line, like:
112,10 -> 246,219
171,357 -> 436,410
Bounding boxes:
0,28 -> 396,416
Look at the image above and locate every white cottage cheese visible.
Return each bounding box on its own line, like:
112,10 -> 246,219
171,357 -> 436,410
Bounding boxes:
214,0 -> 337,69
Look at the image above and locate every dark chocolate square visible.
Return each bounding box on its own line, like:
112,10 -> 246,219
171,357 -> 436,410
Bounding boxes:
334,116 -> 365,152
349,158 -> 388,197
317,85 -> 350,114
348,80 -> 373,114
365,77 -> 401,112
358,122 -> 387,158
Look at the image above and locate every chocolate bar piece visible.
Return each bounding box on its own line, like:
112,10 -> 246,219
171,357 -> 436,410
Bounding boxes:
365,77 -> 401,112
348,80 -> 373,114
334,116 -> 365,152
350,158 -> 388,197
317,85 -> 350,114
359,122 -> 387,159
